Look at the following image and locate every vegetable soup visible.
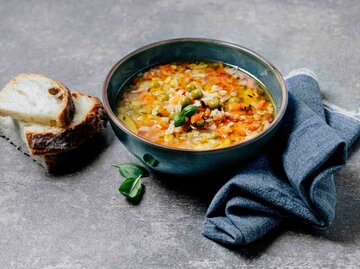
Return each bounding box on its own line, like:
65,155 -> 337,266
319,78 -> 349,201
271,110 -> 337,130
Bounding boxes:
116,61 -> 275,149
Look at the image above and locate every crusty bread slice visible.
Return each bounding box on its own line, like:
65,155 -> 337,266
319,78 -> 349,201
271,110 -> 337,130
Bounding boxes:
24,92 -> 107,155
0,116 -> 51,170
0,129 -> 105,173
0,73 -> 75,127
0,92 -> 107,172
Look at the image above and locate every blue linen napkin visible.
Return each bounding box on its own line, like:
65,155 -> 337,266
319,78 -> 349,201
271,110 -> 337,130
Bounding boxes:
202,70 -> 360,245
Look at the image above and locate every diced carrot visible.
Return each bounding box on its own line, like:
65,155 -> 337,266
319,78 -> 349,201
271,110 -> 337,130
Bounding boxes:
159,108 -> 169,117
266,115 -> 274,122
217,127 -> 229,138
228,102 -> 242,112
197,106 -> 204,112
232,124 -> 246,136
159,64 -> 173,74
204,108 -> 211,118
257,100 -> 267,110
248,121 -> 261,131
190,112 -> 203,124
156,118 -> 168,129
139,92 -> 155,104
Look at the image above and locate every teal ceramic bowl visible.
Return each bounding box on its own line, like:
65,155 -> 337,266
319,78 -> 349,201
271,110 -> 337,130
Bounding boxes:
103,38 -> 287,177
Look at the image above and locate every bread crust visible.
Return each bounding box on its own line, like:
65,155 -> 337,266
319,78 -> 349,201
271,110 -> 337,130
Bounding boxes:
41,151 -> 70,173
25,92 -> 107,155
50,76 -> 75,127
0,73 -> 75,127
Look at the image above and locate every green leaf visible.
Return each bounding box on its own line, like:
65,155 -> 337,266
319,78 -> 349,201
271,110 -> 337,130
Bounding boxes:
112,163 -> 148,178
182,105 -> 198,117
113,162 -> 149,204
119,175 -> 143,199
127,186 -> 145,204
174,112 -> 185,127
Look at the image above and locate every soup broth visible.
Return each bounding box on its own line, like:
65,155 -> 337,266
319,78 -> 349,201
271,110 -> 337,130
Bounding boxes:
116,61 -> 275,150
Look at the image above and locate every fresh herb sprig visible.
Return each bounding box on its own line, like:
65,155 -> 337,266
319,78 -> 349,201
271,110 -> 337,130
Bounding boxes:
112,163 -> 149,203
174,104 -> 198,127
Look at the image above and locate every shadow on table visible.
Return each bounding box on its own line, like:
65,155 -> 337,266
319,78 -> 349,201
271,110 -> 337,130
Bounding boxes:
46,126 -> 115,175
153,169 -> 237,205
152,139 -> 360,257
153,169 -> 285,258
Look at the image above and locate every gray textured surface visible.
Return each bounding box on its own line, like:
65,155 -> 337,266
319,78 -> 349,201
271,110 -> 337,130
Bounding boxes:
0,0 -> 359,268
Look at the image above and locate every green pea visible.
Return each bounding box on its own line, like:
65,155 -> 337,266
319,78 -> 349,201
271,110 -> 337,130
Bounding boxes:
196,119 -> 205,128
157,93 -> 169,102
210,132 -> 219,139
174,113 -> 185,127
190,88 -> 203,99
151,80 -> 161,88
185,83 -> 196,92
228,97 -> 241,103
207,99 -> 219,109
180,96 -> 191,108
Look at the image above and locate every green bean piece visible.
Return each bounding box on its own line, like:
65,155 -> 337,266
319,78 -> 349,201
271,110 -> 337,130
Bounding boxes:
190,88 -> 203,99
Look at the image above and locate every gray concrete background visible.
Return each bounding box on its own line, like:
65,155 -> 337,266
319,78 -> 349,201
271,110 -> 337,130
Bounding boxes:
0,0 -> 359,268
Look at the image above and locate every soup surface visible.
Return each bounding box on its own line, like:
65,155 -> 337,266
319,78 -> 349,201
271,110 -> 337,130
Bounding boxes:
116,61 -> 275,149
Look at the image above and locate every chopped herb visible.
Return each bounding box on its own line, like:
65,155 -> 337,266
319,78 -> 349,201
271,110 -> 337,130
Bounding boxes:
174,112 -> 185,127
174,105 -> 198,127
182,105 -> 198,117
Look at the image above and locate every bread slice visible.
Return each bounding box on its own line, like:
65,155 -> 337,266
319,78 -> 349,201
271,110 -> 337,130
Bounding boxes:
0,92 -> 107,172
0,115 -> 51,169
0,73 -> 75,127
24,92 -> 107,155
0,128 -> 106,173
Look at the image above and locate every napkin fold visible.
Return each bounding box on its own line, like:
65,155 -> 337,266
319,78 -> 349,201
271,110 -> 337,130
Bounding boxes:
202,70 -> 360,245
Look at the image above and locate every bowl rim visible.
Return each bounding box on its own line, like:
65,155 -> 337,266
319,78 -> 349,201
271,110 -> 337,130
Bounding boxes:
102,37 -> 288,153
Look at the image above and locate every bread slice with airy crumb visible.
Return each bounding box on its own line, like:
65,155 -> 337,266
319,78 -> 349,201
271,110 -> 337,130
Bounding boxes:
0,73 -> 75,127
24,92 -> 107,155
0,92 -> 107,172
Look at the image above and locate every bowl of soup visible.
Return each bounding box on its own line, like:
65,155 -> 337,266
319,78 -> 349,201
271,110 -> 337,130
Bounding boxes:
103,38 -> 287,176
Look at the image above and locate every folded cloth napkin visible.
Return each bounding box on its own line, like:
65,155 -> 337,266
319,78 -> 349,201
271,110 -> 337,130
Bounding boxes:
202,70 -> 360,245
